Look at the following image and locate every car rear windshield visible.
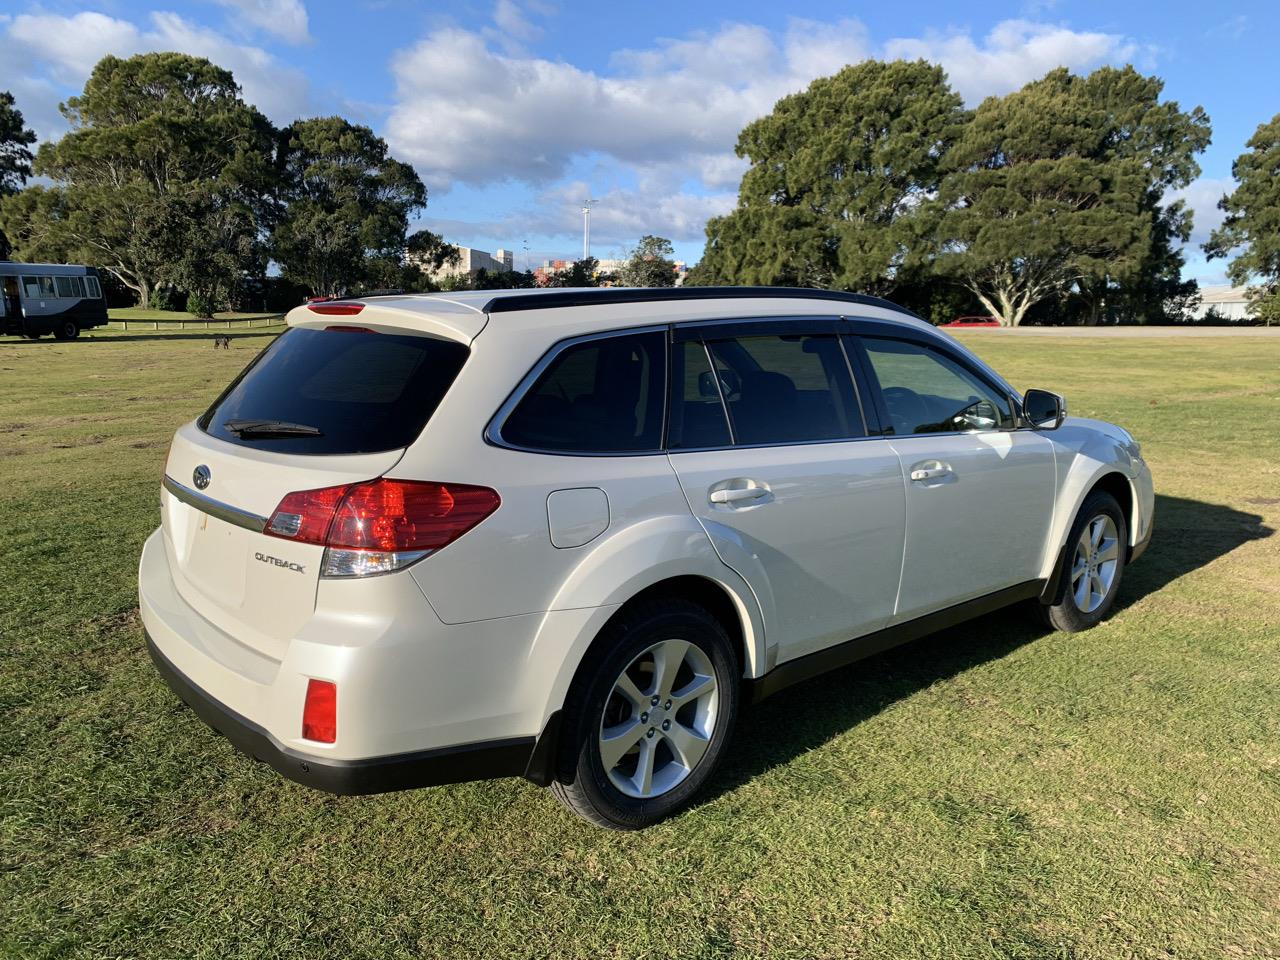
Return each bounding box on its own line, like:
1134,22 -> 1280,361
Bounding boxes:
199,327 -> 469,455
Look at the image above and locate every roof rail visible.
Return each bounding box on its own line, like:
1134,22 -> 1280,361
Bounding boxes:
480,286 -> 926,321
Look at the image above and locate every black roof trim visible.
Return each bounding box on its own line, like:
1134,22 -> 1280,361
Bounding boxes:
481,286 -> 926,322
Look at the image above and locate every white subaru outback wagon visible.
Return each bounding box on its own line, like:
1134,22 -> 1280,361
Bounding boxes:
140,287 -> 1153,829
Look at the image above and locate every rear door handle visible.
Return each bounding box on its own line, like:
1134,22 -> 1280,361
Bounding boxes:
709,486 -> 770,504
909,462 -> 952,482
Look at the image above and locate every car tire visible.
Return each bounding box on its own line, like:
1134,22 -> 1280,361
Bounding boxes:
550,598 -> 739,830
1040,490 -> 1128,632
52,320 -> 80,340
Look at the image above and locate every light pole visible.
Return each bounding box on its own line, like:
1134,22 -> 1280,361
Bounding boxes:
521,239 -> 529,273
581,199 -> 598,261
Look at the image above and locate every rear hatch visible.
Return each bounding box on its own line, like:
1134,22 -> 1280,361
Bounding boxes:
161,320 -> 470,660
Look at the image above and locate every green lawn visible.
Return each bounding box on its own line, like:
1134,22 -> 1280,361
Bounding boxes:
1,327 -> 1277,959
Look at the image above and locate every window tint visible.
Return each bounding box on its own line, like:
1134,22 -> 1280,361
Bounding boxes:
704,333 -> 862,445
56,276 -> 84,298
668,341 -> 731,449
501,331 -> 665,452
860,337 -> 1014,435
85,276 -> 102,299
200,327 -> 469,455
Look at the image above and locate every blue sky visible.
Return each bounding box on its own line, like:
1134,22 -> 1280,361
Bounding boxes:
0,0 -> 1272,282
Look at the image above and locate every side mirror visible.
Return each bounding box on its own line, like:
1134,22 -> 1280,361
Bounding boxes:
1023,388 -> 1066,430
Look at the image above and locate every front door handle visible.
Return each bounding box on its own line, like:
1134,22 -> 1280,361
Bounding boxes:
909,461 -> 952,482
709,485 -> 770,505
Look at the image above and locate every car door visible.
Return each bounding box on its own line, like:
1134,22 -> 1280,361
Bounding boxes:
852,331 -> 1056,621
666,319 -> 906,665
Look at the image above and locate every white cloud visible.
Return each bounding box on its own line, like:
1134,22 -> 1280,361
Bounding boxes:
386,14 -> 1145,248
0,10 -> 310,140
386,18 -> 872,190
213,0 -> 311,44
1169,176 -> 1232,251
492,0 -> 541,44
883,20 -> 1137,102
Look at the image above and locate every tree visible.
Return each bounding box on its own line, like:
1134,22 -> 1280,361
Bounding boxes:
0,91 -> 37,256
1069,67 -> 1210,324
617,235 -> 678,287
1206,113 -> 1280,323
535,257 -> 601,287
0,54 -> 275,308
695,60 -> 967,294
270,117 -> 426,297
937,68 -> 1158,326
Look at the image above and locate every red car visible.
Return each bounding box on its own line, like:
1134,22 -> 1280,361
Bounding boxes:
943,316 -> 1002,327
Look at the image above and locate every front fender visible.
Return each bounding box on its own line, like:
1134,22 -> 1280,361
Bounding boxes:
1039,419 -> 1152,581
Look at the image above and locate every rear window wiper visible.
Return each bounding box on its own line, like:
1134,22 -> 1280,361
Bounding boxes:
224,418 -> 323,438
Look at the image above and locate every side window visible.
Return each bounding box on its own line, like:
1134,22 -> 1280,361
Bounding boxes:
704,333 -> 862,445
85,276 -> 102,299
501,331 -> 666,453
668,341 -> 731,449
38,276 -> 55,297
56,276 -> 84,298
860,337 -> 1014,435
22,276 -> 40,298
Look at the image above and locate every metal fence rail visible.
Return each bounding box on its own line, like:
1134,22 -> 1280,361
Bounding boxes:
111,316 -> 286,330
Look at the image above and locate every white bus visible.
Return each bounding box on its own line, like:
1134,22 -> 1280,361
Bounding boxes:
1,262 -> 109,340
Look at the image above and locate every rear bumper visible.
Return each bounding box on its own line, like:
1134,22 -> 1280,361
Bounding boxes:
138,522 -> 577,793
147,630 -> 536,795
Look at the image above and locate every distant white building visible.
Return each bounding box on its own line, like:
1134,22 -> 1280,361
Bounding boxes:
417,245 -> 514,281
1191,285 -> 1252,321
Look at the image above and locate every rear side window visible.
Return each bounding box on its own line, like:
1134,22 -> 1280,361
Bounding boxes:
200,327 -> 469,455
500,331 -> 665,452
85,276 -> 102,299
704,334 -> 863,445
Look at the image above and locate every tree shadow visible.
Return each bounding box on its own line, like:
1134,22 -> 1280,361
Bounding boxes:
706,493 -> 1271,799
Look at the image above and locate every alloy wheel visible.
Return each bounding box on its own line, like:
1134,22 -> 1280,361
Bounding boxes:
597,638 -> 719,798
1071,514 -> 1119,613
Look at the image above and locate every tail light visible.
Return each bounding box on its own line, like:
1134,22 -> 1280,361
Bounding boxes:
265,478 -> 500,578
302,679 -> 337,742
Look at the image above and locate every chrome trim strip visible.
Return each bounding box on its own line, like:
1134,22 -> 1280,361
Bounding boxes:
162,475 -> 269,533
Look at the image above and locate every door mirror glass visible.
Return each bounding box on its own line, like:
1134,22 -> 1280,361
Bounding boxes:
1023,388 -> 1066,430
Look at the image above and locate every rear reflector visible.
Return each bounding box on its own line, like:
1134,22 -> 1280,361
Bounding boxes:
302,679 -> 337,743
265,478 -> 501,577
306,302 -> 365,316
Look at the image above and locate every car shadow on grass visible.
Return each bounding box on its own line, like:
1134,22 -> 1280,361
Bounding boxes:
707,493 -> 1271,801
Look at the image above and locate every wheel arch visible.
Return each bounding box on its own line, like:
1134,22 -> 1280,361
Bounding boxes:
1039,467 -> 1139,603
523,569 -> 763,786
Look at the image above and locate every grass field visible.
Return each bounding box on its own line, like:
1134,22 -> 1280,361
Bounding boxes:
1,326 -> 1278,959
